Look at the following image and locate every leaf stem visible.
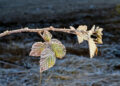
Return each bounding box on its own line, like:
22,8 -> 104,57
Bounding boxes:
39,72 -> 42,86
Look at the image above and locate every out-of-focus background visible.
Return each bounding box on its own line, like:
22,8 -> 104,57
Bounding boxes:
0,0 -> 120,86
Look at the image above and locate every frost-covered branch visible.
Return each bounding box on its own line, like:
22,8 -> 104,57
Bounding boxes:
0,25 -> 103,72
0,26 -> 86,37
0,25 -> 104,86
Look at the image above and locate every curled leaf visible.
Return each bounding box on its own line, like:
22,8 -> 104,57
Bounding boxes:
88,38 -> 98,58
91,25 -> 95,32
43,31 -> 52,42
77,25 -> 87,31
50,39 -> 66,59
76,25 -> 88,44
89,26 -> 103,44
29,42 -> 45,56
77,34 -> 84,44
88,25 -> 96,36
95,27 -> 103,34
40,48 -> 56,73
94,27 -> 103,44
94,37 -> 103,44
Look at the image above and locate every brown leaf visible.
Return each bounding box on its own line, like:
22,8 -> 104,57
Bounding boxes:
88,38 -> 98,58
77,25 -> 87,31
77,34 -> 84,44
95,38 -> 103,44
95,27 -> 103,35
94,27 -> 103,44
76,25 -> 88,44
91,25 -> 95,32
29,42 -> 45,56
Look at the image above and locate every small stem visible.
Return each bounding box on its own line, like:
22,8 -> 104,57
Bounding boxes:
39,72 -> 42,86
38,31 -> 43,38
45,73 -> 53,83
0,60 -> 28,69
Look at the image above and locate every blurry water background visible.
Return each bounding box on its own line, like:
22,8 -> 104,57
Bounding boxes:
0,0 -> 120,86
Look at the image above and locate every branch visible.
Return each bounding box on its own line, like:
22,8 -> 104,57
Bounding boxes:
0,26 -> 87,38
0,60 -> 28,69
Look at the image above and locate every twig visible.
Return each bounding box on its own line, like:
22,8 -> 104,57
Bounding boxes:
45,73 -> 53,83
0,60 -> 28,69
0,26 -> 87,38
0,71 -> 28,75
39,72 -> 42,86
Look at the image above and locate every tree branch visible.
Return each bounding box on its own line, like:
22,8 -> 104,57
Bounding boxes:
0,26 -> 87,38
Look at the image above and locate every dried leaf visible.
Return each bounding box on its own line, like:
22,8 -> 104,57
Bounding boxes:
88,26 -> 103,44
94,27 -> 103,44
95,47 -> 98,56
88,38 -> 98,58
88,25 -> 96,36
29,42 -> 45,56
77,34 -> 84,44
43,31 -> 52,42
50,39 -> 66,59
91,25 -> 95,32
77,25 -> 87,31
95,27 -> 103,35
40,48 -> 56,73
95,38 -> 103,44
76,25 -> 88,44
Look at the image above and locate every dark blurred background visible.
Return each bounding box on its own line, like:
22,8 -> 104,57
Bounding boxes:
0,0 -> 120,86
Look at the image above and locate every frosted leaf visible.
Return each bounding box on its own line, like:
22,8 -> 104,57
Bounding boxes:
88,38 -> 98,58
29,42 -> 45,56
77,34 -> 84,44
50,39 -> 66,59
94,37 -> 103,44
95,27 -> 103,39
91,25 -> 95,32
95,27 -> 103,35
43,31 -> 52,42
94,27 -> 103,44
76,25 -> 88,44
77,25 -> 87,31
88,25 -> 96,36
40,48 -> 56,73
